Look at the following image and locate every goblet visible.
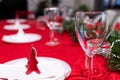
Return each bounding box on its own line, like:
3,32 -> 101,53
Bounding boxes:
36,16 -> 46,30
74,11 -> 110,79
44,7 -> 61,46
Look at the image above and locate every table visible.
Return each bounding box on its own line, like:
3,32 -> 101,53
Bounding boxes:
0,20 -> 119,80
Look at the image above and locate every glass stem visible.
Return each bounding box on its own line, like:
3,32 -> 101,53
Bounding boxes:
50,30 -> 54,42
85,55 -> 93,80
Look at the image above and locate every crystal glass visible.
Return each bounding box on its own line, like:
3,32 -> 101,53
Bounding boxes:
44,7 -> 61,46
74,11 -> 110,79
36,16 -> 46,30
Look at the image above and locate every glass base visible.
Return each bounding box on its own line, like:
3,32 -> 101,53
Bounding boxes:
45,41 -> 59,46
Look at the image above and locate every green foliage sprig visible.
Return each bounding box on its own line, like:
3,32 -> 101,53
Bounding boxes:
63,20 -> 78,42
107,30 -> 120,72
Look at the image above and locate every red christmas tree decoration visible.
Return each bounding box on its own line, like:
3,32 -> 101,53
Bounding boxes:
25,46 -> 40,75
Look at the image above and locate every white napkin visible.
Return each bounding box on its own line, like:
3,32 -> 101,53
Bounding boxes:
7,19 -> 26,23
13,19 -> 25,29
16,28 -> 25,37
2,29 -> 26,42
15,19 -> 20,26
4,19 -> 30,30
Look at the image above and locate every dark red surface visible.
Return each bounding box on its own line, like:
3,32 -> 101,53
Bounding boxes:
0,20 -> 119,80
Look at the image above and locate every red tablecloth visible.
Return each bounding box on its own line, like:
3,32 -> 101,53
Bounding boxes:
0,20 -> 119,80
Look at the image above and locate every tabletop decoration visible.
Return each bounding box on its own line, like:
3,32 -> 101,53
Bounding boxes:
107,30 -> 120,72
26,46 -> 40,75
63,19 -> 78,42
63,18 -> 120,73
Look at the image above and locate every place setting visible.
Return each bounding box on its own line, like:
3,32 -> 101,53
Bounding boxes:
2,27 -> 42,44
3,19 -> 30,31
0,46 -> 71,80
6,18 -> 26,23
4,12 -> 30,31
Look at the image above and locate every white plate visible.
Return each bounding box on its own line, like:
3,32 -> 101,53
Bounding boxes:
3,24 -> 30,30
2,33 -> 42,43
7,19 -> 26,23
1,57 -> 71,80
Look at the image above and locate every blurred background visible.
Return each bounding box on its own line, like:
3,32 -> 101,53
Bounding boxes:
0,0 -> 120,19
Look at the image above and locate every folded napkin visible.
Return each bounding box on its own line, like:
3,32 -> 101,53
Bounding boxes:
26,46 -> 40,75
14,19 -> 20,26
4,19 -> 30,31
7,19 -> 26,23
16,28 -> 25,37
14,19 -> 29,29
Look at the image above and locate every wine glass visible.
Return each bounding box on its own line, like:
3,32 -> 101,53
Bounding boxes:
44,7 -> 61,46
36,16 -> 46,30
74,11 -> 110,79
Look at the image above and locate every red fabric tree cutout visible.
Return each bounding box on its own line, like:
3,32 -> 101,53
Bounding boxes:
25,46 -> 40,75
